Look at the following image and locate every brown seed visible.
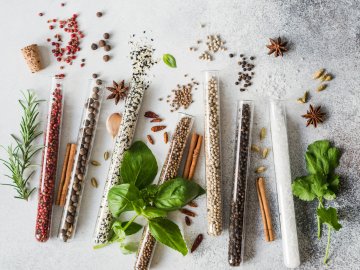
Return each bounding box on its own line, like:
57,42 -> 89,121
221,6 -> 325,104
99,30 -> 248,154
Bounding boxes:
103,55 -> 110,62
191,234 -> 204,253
103,33 -> 110,39
91,43 -> 98,50
96,11 -> 103,17
104,151 -> 110,161
147,135 -> 154,145
180,208 -> 196,217
96,79 -> 102,85
150,118 -> 163,123
104,45 -> 111,52
91,177 -> 98,188
144,111 -> 159,118
99,40 -> 106,47
185,216 -> 191,226
90,160 -> 101,166
151,125 -> 166,132
164,132 -> 169,144
92,73 -> 98,79
188,201 -> 198,207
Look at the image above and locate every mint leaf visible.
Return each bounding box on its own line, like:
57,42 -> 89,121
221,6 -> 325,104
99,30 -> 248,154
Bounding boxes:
149,218 -> 188,255
120,141 -> 158,190
108,184 -> 141,217
292,176 -> 316,201
154,178 -> 206,211
162,54 -> 177,68
141,207 -> 167,219
317,207 -> 342,231
120,242 -> 138,255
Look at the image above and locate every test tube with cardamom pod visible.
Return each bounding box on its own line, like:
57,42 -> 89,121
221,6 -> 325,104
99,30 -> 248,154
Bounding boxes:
269,100 -> 300,268
35,77 -> 64,242
134,113 -> 194,270
58,79 -> 104,242
228,100 -> 254,266
93,83 -> 146,245
204,70 -> 223,236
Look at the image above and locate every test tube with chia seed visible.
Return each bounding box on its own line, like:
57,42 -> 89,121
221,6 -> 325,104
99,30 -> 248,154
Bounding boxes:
134,113 -> 194,270
35,77 -> 64,242
228,101 -> 254,266
58,80 -> 104,242
204,70 -> 223,236
93,83 -> 145,245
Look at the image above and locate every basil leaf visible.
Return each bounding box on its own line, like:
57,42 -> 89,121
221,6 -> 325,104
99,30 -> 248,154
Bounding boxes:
149,218 -> 188,255
292,176 -> 316,201
108,184 -> 140,217
111,221 -> 126,241
162,54 -> 177,68
120,242 -> 139,255
120,221 -> 143,235
154,178 -> 205,211
140,184 -> 159,204
141,207 -> 167,219
317,207 -> 342,231
120,141 -> 158,190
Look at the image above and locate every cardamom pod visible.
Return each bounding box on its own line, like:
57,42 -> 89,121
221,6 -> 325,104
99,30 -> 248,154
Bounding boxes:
260,128 -> 266,141
262,148 -> 270,159
297,91 -> 308,104
251,144 -> 260,152
90,160 -> 101,166
91,177 -> 98,188
316,84 -> 327,92
104,151 -> 110,161
255,166 -> 267,173
313,68 -> 325,79
324,74 -> 333,81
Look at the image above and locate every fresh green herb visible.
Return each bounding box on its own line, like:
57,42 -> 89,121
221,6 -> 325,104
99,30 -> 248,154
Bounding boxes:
163,54 -> 177,68
94,141 -> 205,255
292,140 -> 342,264
0,91 -> 43,200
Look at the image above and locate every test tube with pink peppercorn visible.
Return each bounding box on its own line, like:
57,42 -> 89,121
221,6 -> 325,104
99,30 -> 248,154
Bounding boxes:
35,77 -> 64,242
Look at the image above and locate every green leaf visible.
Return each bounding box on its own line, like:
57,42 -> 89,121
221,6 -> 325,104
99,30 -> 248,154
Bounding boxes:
120,221 -> 143,235
120,242 -> 139,255
108,184 -> 141,217
323,189 -> 336,201
148,218 -> 188,255
111,221 -> 126,241
120,141 -> 158,190
317,207 -> 342,231
328,174 -> 340,193
292,176 -> 316,201
141,207 -> 167,219
162,54 -> 177,68
154,178 -> 206,211
310,174 -> 329,198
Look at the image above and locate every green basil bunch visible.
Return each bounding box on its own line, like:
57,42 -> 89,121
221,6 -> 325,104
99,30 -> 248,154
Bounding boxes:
94,141 -> 205,256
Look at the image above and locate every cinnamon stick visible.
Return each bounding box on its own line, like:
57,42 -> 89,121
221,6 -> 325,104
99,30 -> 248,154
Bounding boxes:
256,177 -> 275,242
183,133 -> 199,179
56,144 -> 71,205
59,144 -> 77,206
188,135 -> 203,180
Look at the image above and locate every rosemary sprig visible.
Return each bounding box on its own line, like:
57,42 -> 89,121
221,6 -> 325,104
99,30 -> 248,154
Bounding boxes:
0,90 -> 43,200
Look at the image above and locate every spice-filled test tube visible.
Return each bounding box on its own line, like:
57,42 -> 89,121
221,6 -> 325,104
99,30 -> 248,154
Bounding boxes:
228,100 -> 254,266
58,80 -> 104,242
35,77 -> 64,242
204,70 -> 223,236
93,83 -> 145,245
269,100 -> 300,268
134,113 -> 194,270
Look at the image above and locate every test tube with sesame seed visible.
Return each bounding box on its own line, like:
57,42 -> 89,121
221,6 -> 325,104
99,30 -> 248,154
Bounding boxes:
204,70 -> 223,236
134,113 -> 194,270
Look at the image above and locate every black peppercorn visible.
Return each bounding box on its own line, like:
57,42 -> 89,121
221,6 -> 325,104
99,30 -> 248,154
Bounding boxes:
103,33 -> 110,39
91,43 -> 98,50
96,11 -> 103,17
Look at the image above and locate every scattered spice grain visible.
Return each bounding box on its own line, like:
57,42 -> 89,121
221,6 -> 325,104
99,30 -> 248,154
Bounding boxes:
147,135 -> 154,145
191,234 -> 204,253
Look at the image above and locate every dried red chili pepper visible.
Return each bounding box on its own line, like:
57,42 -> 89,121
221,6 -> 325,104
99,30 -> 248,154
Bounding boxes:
144,111 -> 159,118
151,125 -> 166,132
180,208 -> 196,217
191,234 -> 204,253
188,201 -> 198,208
185,216 -> 191,226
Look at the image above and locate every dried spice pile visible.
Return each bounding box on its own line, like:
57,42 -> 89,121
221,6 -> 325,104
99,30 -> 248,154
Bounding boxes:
235,54 -> 256,92
166,80 -> 199,112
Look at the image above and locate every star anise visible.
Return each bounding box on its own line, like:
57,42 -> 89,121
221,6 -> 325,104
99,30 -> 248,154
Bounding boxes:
266,37 -> 288,57
106,80 -> 129,105
302,104 -> 326,128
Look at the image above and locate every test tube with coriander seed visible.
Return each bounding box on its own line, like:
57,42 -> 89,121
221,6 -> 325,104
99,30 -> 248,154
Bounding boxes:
58,79 -> 104,242
269,100 -> 300,268
228,100 -> 254,266
204,70 -> 223,236
134,113 -> 194,270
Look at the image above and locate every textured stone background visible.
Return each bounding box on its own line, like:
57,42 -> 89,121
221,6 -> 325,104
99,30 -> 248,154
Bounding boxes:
0,0 -> 359,269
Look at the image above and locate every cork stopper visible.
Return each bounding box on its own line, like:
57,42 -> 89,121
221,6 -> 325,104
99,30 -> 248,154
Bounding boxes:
21,44 -> 42,73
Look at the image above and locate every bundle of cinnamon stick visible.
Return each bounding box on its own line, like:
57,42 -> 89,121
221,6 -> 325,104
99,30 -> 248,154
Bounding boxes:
183,133 -> 203,180
256,177 -> 275,242
55,143 -> 77,206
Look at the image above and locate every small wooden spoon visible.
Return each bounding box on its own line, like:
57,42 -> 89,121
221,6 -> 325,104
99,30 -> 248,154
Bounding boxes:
106,113 -> 122,139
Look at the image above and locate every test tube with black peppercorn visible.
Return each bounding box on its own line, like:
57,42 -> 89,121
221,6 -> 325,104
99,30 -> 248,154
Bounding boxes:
58,80 -> 104,242
35,77 -> 64,242
204,71 -> 223,236
134,113 -> 194,270
228,101 -> 254,266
